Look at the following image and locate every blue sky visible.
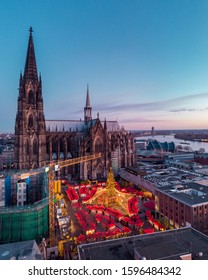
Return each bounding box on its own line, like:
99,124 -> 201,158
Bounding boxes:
1,0 -> 208,132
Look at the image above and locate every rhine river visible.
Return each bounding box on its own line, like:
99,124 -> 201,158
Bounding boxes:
136,135 -> 208,152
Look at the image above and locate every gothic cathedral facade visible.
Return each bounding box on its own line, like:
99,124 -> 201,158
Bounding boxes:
14,28 -> 135,179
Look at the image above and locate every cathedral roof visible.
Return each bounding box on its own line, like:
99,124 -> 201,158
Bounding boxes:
85,119 -> 97,128
45,119 -> 121,133
85,119 -> 120,131
101,120 -> 120,131
45,120 -> 86,132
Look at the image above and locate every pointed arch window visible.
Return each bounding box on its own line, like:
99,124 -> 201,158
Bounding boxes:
46,142 -> 50,155
60,138 -> 65,154
52,138 -> 58,153
95,138 -> 103,153
86,146 -> 91,153
28,114 -> 33,128
26,139 -> 30,155
86,140 -> 91,153
28,90 -> 35,104
96,165 -> 104,179
33,139 -> 38,155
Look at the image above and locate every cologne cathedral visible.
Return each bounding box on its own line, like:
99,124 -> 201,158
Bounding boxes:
14,28 -> 135,180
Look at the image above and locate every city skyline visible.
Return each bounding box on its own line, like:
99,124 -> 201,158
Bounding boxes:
1,0 -> 208,132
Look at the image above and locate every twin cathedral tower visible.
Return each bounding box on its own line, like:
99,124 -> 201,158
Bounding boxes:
14,28 -> 135,179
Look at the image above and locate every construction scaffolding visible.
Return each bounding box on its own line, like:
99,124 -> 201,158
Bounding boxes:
0,198 -> 48,244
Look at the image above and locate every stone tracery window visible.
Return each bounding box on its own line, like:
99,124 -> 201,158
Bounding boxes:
28,90 -> 34,104
28,114 -> 33,128
26,139 -> 30,155
96,165 -> 103,179
86,140 -> 91,153
33,139 -> 38,155
95,138 -> 103,153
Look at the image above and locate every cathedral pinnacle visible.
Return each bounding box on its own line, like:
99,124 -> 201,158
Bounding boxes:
104,118 -> 107,130
84,83 -> 92,122
23,27 -> 38,82
86,83 -> 91,107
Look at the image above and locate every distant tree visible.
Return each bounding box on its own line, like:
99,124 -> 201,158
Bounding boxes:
176,145 -> 182,151
199,148 -> 205,153
182,145 -> 192,152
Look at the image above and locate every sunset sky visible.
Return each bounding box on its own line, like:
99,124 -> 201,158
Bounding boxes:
1,0 -> 208,132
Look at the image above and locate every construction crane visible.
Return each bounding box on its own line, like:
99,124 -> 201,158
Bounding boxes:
47,153 -> 102,247
17,153 -> 102,248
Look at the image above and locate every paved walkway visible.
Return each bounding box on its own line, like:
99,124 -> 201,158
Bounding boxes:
62,194 -> 82,237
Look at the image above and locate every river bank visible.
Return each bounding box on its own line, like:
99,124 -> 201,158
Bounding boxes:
136,135 -> 208,153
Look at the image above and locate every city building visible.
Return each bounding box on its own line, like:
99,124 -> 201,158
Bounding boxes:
195,153 -> 208,165
165,153 -> 195,170
147,139 -> 175,153
0,155 -> 2,170
78,227 -> 208,260
119,167 -> 156,193
119,164 -> 208,194
136,150 -> 164,164
0,175 -> 5,207
16,181 -> 27,206
134,139 -> 147,151
0,198 -> 48,244
0,170 -> 47,207
14,28 -> 135,179
0,240 -> 43,260
119,164 -> 208,235
0,168 -> 48,244
165,153 -> 195,163
155,182 -> 208,234
1,146 -> 14,169
0,135 -> 15,170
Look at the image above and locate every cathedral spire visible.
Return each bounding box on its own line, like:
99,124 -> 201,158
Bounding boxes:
84,83 -> 92,122
86,83 -> 90,107
23,27 -> 38,82
15,27 -> 46,170
104,118 -> 107,130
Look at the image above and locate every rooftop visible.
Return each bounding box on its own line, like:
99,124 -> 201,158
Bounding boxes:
46,119 -> 120,133
0,240 -> 43,260
142,166 -> 208,188
156,182 -> 208,206
46,120 -> 86,132
135,240 -> 190,260
78,227 -> 208,260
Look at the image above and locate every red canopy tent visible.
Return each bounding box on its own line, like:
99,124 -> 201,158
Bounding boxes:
77,234 -> 86,243
143,200 -> 155,210
143,228 -> 154,234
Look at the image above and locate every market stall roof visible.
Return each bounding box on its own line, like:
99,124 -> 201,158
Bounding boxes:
143,200 -> 155,210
